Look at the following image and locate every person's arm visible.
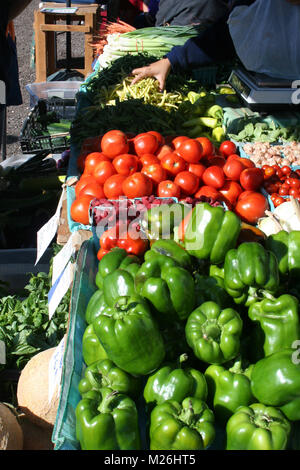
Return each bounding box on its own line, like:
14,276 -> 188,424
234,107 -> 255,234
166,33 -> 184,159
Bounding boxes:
131,15 -> 235,90
7,0 -> 33,21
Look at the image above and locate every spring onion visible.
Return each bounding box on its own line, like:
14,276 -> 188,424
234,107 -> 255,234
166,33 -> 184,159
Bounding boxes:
97,25 -> 205,69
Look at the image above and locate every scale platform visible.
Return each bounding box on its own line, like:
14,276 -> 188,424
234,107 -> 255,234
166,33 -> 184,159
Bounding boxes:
228,68 -> 299,111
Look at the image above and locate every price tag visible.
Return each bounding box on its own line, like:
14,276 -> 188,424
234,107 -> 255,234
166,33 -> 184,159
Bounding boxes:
48,261 -> 74,319
35,187 -> 65,265
48,336 -> 65,404
0,340 -> 6,364
52,232 -> 76,286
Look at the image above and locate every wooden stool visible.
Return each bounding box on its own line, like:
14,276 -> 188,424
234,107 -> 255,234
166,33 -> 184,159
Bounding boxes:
33,3 -> 101,82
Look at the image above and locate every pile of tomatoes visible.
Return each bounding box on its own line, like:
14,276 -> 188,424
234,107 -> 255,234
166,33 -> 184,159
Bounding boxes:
262,164 -> 300,208
71,129 -> 269,226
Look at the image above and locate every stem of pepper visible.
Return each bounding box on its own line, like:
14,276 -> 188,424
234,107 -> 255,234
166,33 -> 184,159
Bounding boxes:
97,390 -> 119,414
178,399 -> 195,428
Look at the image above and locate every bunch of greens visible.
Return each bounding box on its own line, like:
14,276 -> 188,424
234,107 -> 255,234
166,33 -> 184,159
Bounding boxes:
0,250 -> 70,371
228,118 -> 300,143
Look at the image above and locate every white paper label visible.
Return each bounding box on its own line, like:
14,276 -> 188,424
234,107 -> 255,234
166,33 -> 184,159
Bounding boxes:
48,336 -> 65,404
48,261 -> 74,319
52,233 -> 76,286
0,340 -> 6,364
35,187 -> 65,265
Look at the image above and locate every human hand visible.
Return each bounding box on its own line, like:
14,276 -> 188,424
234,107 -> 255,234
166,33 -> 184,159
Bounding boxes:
131,58 -> 172,91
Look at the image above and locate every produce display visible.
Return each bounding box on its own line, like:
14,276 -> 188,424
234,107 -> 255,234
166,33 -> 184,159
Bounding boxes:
3,29 -> 300,452
75,219 -> 300,450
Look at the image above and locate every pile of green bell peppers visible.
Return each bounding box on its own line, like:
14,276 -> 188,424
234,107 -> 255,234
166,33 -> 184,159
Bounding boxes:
75,208 -> 300,451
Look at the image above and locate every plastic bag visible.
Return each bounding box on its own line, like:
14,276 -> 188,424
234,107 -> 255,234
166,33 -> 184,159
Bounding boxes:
228,0 -> 300,80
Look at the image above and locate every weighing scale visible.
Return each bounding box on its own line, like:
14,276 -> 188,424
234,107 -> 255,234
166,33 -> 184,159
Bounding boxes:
228,68 -> 300,111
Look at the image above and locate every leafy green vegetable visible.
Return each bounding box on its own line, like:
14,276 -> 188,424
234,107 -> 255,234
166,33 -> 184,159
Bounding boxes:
228,117 -> 300,143
0,247 -> 70,370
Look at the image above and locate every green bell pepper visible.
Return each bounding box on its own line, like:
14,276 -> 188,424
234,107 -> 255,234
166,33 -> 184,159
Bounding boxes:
205,358 -> 254,425
103,268 -> 135,307
194,273 -> 233,308
78,359 -> 140,397
185,301 -> 243,364
76,388 -> 141,450
149,238 -> 193,270
141,203 -> 188,241
85,290 -> 107,324
223,242 -> 280,306
93,294 -> 165,376
82,324 -> 108,366
149,397 -> 215,450
251,348 -> 300,421
226,403 -> 291,450
265,230 -> 300,281
144,353 -> 207,408
135,252 -> 195,322
248,294 -> 300,358
96,247 -> 141,289
184,203 -> 241,265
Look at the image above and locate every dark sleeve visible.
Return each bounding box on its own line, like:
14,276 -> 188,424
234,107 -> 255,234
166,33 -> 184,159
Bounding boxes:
166,18 -> 236,70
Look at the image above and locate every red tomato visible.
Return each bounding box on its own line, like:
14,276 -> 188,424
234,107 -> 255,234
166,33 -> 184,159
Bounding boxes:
262,165 -> 276,180
70,196 -> 93,225
286,178 -> 300,189
112,154 -> 138,176
101,130 -> 129,159
219,140 -> 237,157
78,182 -> 105,200
122,172 -> 153,199
161,153 -> 187,176
240,167 -> 264,191
174,171 -> 199,195
279,186 -> 290,196
75,175 -> 96,198
273,196 -> 286,207
295,169 -> 300,178
188,163 -> 206,180
276,168 -> 284,179
139,154 -> 160,166
239,157 -> 255,169
223,158 -> 245,181
235,192 -> 268,224
289,187 -> 300,197
281,166 -> 292,176
147,131 -> 165,147
238,190 -> 256,201
226,153 -> 241,163
156,144 -> 173,160
176,139 -> 203,163
141,163 -> 167,185
103,174 -> 127,199
219,180 -> 243,207
84,152 -> 110,175
202,166 -> 225,189
134,133 -> 159,156
158,180 -> 181,198
194,185 -> 222,201
171,136 -> 189,150
93,161 -> 116,185
195,137 -> 214,157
